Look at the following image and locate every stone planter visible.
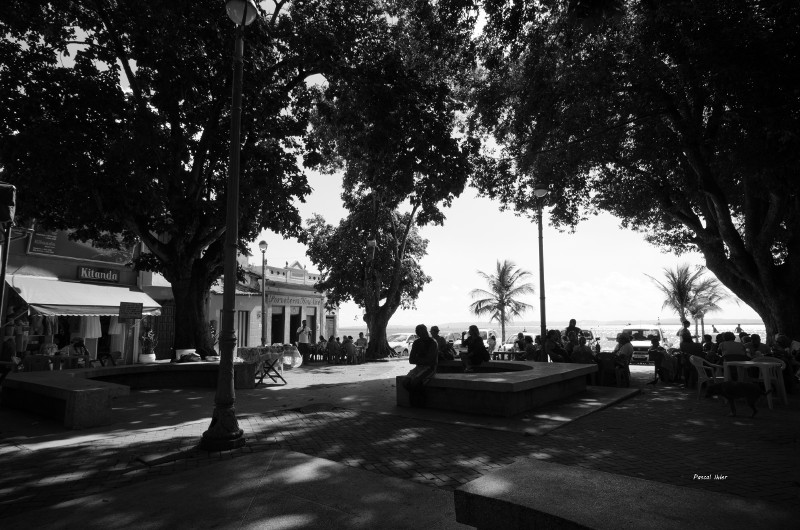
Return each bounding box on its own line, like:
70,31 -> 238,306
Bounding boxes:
138,352 -> 157,364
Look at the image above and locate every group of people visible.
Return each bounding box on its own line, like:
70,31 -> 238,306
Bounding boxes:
653,320 -> 800,391
313,332 -> 369,364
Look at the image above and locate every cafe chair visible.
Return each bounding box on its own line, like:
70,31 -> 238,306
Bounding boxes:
689,355 -> 723,400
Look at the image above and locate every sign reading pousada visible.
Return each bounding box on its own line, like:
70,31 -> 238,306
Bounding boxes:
78,266 -> 120,283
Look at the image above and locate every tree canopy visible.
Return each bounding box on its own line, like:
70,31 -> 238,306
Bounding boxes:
301,1 -> 478,358
0,0 -> 475,351
303,204 -> 431,358
471,0 -> 800,340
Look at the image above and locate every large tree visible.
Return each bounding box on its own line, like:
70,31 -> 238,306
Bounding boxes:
471,1 -> 800,341
303,203 -> 430,359
303,0 -> 478,357
0,1 -> 451,352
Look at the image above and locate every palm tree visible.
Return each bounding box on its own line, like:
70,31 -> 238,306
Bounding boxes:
646,264 -> 705,323
469,260 -> 535,343
687,277 -> 730,340
647,264 -> 730,341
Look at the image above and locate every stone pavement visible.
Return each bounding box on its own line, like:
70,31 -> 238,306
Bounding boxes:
1,360 -> 799,528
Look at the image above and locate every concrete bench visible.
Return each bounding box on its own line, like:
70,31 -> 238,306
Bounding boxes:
1,361 -> 256,429
397,361 -> 597,417
1,371 -> 129,429
78,361 -> 257,390
454,458 -> 800,529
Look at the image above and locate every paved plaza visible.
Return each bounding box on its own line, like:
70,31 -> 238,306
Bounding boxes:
0,360 -> 798,528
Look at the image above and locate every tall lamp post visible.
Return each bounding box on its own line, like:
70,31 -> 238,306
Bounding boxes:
534,188 -> 549,344
259,240 -> 268,346
200,0 -> 258,451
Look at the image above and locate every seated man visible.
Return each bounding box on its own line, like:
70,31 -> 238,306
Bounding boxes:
647,336 -> 676,384
745,333 -> 770,358
678,335 -> 703,386
326,335 -> 341,363
404,324 -> 439,406
570,336 -> 595,364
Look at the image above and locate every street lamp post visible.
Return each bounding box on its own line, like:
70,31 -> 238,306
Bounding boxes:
534,188 -> 549,344
199,0 -> 258,451
259,240 -> 268,347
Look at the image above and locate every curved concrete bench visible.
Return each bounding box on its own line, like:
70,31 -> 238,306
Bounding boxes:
397,360 -> 597,417
1,361 -> 256,429
78,361 -> 256,390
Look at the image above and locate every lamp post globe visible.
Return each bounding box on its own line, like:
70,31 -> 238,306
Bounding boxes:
534,188 -> 549,345
226,0 -> 258,25
200,0 -> 260,451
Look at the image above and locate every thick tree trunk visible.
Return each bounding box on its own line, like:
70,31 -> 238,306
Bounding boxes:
365,308 -> 394,360
169,272 -> 214,358
703,257 -> 800,345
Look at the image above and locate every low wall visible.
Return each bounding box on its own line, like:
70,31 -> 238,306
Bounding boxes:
397,361 -> 596,417
80,362 -> 257,390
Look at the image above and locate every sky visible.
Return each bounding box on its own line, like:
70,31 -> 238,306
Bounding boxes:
247,172 -> 762,328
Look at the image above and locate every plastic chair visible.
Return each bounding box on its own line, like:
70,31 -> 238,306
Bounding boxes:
750,356 -> 787,408
689,355 -> 723,400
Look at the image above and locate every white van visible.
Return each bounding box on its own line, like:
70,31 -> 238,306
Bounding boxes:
621,324 -> 672,363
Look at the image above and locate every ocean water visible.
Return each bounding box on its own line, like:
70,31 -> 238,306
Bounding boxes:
339,322 -> 767,346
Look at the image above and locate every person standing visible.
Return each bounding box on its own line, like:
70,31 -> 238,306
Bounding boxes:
565,318 -> 582,338
296,320 -> 311,362
678,320 -> 693,343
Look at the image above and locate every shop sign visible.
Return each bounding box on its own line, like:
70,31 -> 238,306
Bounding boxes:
119,302 -> 143,320
267,295 -> 319,306
78,266 -> 120,283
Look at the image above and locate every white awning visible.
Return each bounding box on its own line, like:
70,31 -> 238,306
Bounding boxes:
7,275 -> 161,316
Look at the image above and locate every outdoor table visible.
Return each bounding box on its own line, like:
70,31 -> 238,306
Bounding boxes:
238,347 -> 286,385
723,360 -> 787,408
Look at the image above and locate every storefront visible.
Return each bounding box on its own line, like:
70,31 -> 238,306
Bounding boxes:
2,227 -> 161,363
205,260 -> 336,349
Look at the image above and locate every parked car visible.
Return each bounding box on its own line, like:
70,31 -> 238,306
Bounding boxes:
496,334 -> 533,353
443,331 -> 463,346
387,333 -> 417,357
620,325 -> 671,363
